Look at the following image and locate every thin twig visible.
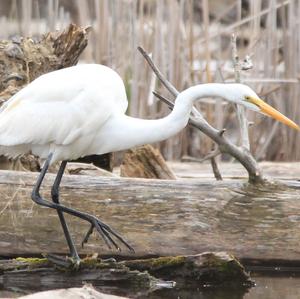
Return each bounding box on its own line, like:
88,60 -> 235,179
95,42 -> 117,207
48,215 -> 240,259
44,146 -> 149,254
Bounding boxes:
200,148 -> 221,162
210,157 -> 223,180
181,149 -> 221,163
152,91 -> 173,110
138,47 -> 202,119
138,46 -> 178,97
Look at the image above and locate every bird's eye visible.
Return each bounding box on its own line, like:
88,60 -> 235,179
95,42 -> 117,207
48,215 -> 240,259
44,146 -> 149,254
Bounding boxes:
244,96 -> 250,101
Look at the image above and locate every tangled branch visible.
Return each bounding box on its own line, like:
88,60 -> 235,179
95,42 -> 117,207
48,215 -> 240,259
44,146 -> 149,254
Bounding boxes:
138,46 -> 264,184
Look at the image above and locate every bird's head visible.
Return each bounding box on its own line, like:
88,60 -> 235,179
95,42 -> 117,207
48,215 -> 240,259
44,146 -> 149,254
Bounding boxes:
227,84 -> 300,131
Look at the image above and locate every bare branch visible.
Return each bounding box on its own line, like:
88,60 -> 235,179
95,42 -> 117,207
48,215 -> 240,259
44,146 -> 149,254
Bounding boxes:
200,148 -> 221,162
138,47 -> 179,97
139,46 -> 264,184
138,47 -> 202,119
210,157 -> 223,181
152,91 -> 173,110
181,150 -> 223,180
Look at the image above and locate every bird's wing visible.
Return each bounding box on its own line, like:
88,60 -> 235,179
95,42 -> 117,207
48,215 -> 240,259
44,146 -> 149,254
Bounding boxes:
0,88 -> 118,147
0,64 -> 128,147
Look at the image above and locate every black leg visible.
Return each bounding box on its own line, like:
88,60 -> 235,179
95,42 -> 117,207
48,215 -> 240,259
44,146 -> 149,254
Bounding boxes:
31,154 -> 134,257
51,161 -> 80,262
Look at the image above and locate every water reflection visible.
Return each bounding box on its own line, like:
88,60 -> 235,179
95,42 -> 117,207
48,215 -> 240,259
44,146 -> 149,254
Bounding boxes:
136,276 -> 300,299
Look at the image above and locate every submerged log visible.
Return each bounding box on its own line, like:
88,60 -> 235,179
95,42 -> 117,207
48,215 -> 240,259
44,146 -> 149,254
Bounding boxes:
0,169 -> 300,262
120,145 -> 176,179
0,252 -> 252,296
0,257 -> 158,296
122,251 -> 252,288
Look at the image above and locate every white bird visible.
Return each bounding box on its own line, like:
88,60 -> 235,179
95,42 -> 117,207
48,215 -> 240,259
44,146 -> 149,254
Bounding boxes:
0,64 -> 298,264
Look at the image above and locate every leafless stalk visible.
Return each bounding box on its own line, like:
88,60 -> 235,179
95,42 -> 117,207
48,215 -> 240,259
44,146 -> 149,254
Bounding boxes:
140,46 -> 264,184
138,47 -> 203,119
231,34 -> 250,150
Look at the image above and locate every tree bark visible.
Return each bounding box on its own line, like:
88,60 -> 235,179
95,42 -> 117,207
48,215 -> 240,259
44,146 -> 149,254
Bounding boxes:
0,170 -> 299,262
120,145 -> 176,179
0,23 -> 89,102
0,252 -> 252,297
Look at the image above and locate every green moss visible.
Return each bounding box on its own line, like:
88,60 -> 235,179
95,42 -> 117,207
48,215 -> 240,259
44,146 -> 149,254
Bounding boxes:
81,257 -> 110,268
15,257 -> 48,264
147,256 -> 186,268
11,257 -> 49,271
124,256 -> 186,272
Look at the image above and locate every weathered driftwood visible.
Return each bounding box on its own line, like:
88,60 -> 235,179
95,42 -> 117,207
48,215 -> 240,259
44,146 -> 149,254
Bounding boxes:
120,145 -> 176,179
0,252 -> 252,296
0,169 -> 300,262
0,23 -> 89,102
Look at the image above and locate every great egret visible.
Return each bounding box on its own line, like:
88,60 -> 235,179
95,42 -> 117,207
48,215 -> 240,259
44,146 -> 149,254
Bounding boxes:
0,64 -> 298,264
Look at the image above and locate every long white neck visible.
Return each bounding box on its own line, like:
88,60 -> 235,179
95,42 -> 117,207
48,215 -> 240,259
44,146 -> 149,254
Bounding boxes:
96,83 -> 233,154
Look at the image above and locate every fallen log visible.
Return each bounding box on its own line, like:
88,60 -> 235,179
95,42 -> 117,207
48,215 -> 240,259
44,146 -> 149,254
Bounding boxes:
0,257 -> 158,297
0,252 -> 252,296
0,169 -> 300,262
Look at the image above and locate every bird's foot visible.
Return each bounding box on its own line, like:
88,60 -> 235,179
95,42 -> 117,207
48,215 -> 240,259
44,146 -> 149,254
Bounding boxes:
81,216 -> 135,253
44,253 -> 81,270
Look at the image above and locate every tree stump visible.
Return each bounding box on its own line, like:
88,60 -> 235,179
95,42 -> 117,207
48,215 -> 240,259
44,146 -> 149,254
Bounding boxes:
120,145 -> 176,179
0,24 -> 114,172
0,23 -> 89,102
0,24 -> 90,171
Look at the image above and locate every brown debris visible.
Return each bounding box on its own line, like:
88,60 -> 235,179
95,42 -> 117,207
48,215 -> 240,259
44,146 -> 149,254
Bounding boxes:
120,144 -> 177,179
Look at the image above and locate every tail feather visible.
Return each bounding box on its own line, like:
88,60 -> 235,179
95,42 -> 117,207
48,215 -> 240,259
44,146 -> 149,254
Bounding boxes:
0,144 -> 31,159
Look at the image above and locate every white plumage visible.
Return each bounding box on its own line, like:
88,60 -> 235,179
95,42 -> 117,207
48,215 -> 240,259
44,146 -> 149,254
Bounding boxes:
0,63 -> 298,164
0,64 -> 128,162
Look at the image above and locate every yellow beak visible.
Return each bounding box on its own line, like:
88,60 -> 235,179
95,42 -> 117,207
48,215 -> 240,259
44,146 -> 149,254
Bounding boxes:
248,96 -> 300,131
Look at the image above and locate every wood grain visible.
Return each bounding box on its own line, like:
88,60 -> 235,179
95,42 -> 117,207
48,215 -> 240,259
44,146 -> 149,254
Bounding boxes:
0,169 -> 299,261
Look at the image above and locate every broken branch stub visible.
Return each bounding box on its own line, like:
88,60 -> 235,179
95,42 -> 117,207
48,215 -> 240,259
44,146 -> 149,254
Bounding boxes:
138,46 -> 263,184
